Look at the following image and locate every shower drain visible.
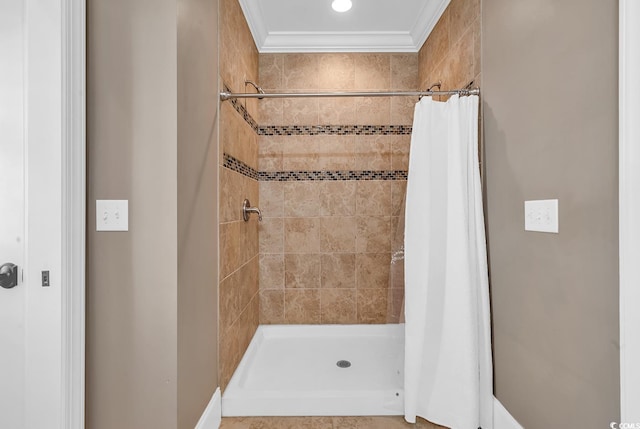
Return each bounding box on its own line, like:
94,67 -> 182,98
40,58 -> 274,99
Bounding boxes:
336,360 -> 351,368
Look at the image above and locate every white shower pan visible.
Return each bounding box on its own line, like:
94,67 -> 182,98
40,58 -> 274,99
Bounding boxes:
222,324 -> 405,416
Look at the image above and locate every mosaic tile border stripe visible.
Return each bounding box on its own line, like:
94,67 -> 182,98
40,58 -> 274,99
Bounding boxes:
223,153 -> 259,180
224,84 -> 413,136
226,85 -> 260,134
258,124 -> 412,136
258,170 -> 408,181
224,153 -> 407,182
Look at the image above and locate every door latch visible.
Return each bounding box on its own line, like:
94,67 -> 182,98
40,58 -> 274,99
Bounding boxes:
0,263 -> 18,289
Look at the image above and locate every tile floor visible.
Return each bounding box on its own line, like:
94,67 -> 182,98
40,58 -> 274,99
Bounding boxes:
220,416 -> 447,429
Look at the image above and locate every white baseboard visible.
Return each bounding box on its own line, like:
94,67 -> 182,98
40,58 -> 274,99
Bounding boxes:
494,397 -> 524,429
195,387 -> 222,429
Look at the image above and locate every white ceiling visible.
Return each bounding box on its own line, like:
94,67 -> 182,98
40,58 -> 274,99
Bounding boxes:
237,0 -> 451,53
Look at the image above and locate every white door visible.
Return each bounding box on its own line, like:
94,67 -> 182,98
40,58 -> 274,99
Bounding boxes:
0,1 -> 67,428
0,1 -> 27,427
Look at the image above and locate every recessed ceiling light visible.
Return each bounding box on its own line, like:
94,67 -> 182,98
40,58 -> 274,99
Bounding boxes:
331,0 -> 352,13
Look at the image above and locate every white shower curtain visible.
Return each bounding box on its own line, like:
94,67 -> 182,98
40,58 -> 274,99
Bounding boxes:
404,95 -> 493,429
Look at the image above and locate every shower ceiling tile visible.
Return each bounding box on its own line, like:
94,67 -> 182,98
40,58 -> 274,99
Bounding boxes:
238,0 -> 451,53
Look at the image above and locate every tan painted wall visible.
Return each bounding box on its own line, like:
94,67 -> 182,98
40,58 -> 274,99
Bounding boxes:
87,0 -> 178,427
177,0 -> 219,426
482,0 -> 620,427
88,0 -> 219,427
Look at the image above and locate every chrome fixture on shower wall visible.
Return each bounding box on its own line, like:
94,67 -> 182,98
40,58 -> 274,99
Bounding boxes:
220,86 -> 480,101
242,199 -> 262,222
244,80 -> 265,99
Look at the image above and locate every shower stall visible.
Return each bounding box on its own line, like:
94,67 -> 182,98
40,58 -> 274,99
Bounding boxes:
216,79 -> 417,416
218,82 -> 491,429
213,0 -> 495,426
222,139 -> 412,415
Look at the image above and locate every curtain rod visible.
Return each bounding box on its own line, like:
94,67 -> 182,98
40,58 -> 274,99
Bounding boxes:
219,88 -> 480,101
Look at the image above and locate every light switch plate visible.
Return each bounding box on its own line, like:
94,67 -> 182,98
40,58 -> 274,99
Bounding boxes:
96,200 -> 128,231
525,199 -> 558,233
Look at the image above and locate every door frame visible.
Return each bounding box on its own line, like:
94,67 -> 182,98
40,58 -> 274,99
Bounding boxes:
61,0 -> 85,427
619,0 -> 640,421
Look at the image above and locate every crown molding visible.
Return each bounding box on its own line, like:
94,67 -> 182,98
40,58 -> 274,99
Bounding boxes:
237,0 -> 269,50
261,31 -> 417,53
410,0 -> 451,51
238,0 -> 450,53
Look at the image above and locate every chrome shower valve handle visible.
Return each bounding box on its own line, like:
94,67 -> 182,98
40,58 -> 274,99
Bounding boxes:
242,199 -> 262,222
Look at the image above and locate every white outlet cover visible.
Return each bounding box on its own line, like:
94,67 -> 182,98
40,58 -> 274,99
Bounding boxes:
524,199 -> 559,233
96,200 -> 129,231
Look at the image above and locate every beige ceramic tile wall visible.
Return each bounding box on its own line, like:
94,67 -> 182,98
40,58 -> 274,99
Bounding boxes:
258,53 -> 416,325
218,0 -> 260,390
418,0 -> 481,93
219,0 -> 259,121
259,53 -> 418,126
